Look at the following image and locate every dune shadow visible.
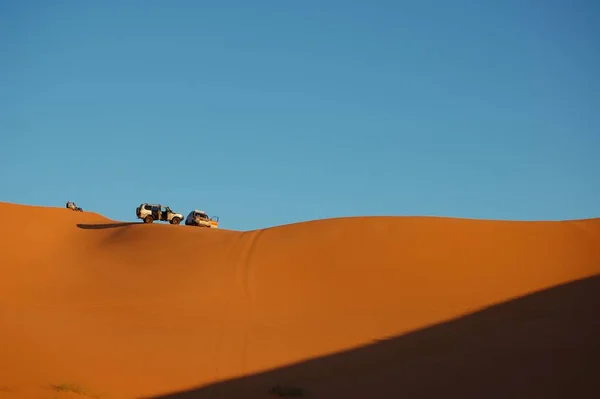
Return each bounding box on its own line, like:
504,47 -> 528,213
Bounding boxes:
76,222 -> 141,230
148,274 -> 600,399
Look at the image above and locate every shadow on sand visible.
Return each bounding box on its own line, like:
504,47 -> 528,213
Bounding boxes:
76,222 -> 141,230
147,274 -> 600,399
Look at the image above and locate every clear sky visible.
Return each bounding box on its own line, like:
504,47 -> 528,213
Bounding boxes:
1,0 -> 598,230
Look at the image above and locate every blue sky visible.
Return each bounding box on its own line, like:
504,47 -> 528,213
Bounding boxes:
1,0 -> 598,230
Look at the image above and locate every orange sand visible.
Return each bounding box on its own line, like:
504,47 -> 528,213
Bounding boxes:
0,201 -> 598,398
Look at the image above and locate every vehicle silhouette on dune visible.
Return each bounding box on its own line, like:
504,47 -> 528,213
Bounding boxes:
66,201 -> 83,212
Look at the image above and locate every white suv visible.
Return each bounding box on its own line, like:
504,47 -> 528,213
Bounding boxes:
136,203 -> 184,224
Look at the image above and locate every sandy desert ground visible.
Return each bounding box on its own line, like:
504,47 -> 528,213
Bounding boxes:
0,201 -> 599,399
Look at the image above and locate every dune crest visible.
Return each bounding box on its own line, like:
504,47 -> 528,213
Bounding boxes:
0,201 -> 599,398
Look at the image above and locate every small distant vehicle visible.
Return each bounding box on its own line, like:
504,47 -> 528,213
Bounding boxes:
185,210 -> 219,228
66,201 -> 83,212
136,203 -> 184,224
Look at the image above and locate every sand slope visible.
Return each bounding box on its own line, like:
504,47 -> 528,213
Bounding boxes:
0,201 -> 599,398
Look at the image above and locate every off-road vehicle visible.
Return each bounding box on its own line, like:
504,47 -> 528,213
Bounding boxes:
136,203 -> 184,224
66,201 -> 83,212
185,210 -> 219,228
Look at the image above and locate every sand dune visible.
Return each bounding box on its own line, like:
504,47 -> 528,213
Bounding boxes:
0,201 -> 598,398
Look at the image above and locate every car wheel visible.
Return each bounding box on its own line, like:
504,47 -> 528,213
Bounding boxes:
144,215 -> 153,223
171,217 -> 181,225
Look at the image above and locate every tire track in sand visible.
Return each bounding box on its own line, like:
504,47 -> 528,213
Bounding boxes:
214,233 -> 245,381
235,228 -> 266,373
236,229 -> 265,302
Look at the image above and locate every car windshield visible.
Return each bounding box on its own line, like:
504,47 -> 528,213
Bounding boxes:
196,213 -> 208,219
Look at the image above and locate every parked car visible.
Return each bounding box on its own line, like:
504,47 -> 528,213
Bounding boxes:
136,203 -> 183,224
185,210 -> 219,228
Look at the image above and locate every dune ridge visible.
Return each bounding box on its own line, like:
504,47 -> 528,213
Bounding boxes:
0,201 -> 599,398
